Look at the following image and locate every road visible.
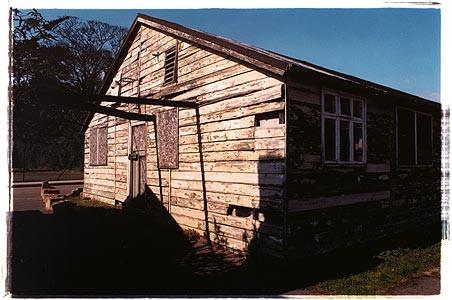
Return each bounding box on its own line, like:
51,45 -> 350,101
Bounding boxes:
11,184 -> 83,212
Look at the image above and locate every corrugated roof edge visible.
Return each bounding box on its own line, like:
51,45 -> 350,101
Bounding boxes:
81,13 -> 440,133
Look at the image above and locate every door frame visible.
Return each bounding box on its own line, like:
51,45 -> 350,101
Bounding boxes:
127,121 -> 148,198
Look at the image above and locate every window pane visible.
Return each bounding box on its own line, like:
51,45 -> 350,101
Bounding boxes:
324,94 -> 336,113
340,120 -> 350,161
417,114 -> 432,165
353,100 -> 363,118
340,97 -> 351,116
324,118 -> 336,161
353,122 -> 363,162
397,109 -> 415,165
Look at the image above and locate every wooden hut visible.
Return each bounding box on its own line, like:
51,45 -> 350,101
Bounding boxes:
83,14 -> 441,258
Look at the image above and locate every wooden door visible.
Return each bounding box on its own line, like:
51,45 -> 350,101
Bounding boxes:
130,124 -> 147,198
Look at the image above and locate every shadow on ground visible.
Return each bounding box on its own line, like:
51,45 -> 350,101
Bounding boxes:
9,201 -> 441,296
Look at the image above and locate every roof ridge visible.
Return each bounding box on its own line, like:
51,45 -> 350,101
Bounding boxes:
83,12 -> 438,133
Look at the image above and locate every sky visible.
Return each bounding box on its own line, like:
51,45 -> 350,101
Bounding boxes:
36,8 -> 440,102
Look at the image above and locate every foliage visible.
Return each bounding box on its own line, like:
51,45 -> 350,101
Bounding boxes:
317,242 -> 441,294
184,228 -> 201,242
12,9 -> 127,170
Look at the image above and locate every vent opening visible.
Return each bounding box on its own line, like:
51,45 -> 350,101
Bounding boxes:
227,205 -> 253,218
164,46 -> 178,85
255,110 -> 285,127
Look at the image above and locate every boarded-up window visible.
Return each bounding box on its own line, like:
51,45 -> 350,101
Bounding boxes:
97,127 -> 108,165
163,46 -> 178,85
132,124 -> 146,152
89,128 -> 98,165
156,109 -> 179,169
89,127 -> 108,166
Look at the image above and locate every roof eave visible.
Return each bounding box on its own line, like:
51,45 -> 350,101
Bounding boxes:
286,64 -> 440,110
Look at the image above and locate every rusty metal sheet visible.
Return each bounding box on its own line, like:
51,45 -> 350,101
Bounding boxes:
89,128 -> 97,165
156,109 -> 179,169
97,127 -> 108,165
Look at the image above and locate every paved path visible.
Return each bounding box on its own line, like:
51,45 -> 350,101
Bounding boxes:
12,180 -> 83,188
12,170 -> 83,183
12,183 -> 83,212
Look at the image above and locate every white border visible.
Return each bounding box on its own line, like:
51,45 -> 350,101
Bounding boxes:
2,1 -> 450,299
8,0 -> 443,9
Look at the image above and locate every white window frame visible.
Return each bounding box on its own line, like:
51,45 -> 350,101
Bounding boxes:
396,106 -> 433,167
321,89 -> 367,165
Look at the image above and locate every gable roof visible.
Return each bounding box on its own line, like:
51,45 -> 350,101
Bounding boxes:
84,13 -> 439,132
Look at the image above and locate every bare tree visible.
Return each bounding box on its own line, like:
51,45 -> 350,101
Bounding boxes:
12,10 -> 127,170
55,17 -> 127,95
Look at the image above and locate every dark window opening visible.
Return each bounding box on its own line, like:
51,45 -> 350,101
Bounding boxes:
227,205 -> 253,218
324,118 -> 336,161
353,122 -> 364,162
397,108 -> 432,165
397,109 -> 416,165
417,113 -> 433,165
255,110 -> 285,127
340,97 -> 351,116
164,46 -> 178,85
353,100 -> 363,118
324,93 -> 336,113
339,120 -> 350,161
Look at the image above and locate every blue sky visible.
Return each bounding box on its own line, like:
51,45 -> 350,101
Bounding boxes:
37,8 -> 440,102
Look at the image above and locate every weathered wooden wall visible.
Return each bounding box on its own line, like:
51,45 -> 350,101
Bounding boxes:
285,79 -> 441,258
84,24 -> 286,255
83,21 -> 441,259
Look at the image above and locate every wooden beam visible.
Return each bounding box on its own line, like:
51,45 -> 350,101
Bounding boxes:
97,94 -> 198,108
92,104 -> 155,122
288,191 -> 391,213
62,100 -> 156,122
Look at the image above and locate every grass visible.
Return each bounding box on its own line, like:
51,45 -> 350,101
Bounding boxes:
66,196 -> 118,209
317,242 -> 441,295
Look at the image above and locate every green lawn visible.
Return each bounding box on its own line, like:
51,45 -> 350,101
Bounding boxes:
317,242 -> 441,295
67,197 -> 118,209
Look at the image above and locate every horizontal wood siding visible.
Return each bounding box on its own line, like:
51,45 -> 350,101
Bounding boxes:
285,80 -> 441,258
84,24 -> 286,255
